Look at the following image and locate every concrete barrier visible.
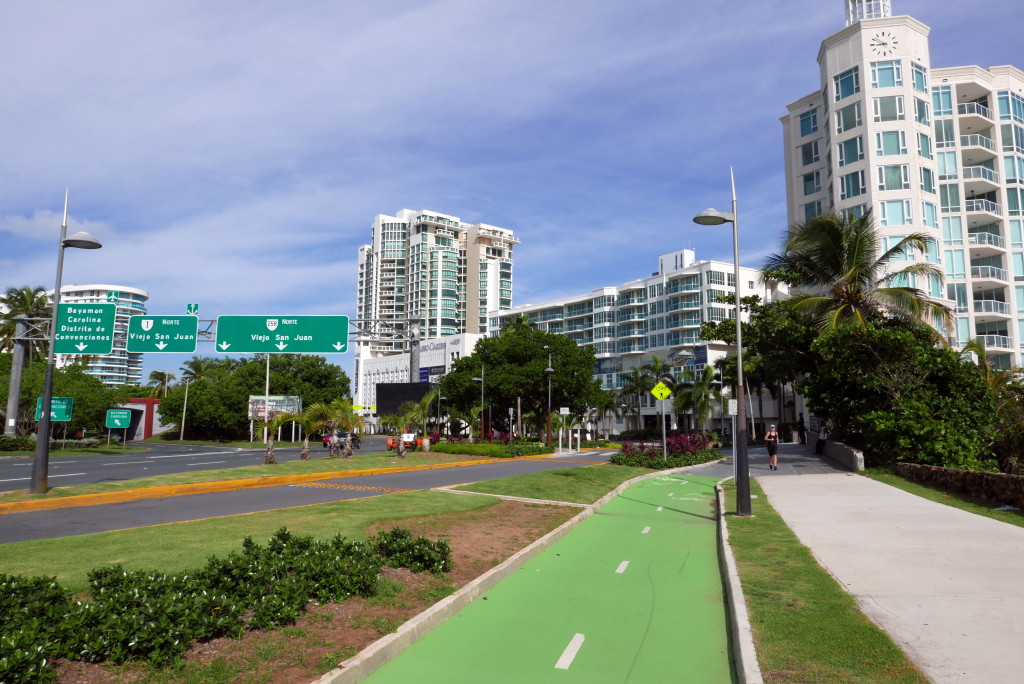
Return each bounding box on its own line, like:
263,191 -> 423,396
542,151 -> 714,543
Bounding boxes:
826,441 -> 864,471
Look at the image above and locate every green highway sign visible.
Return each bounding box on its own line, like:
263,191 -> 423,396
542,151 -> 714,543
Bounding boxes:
36,397 -> 73,422
106,409 -> 132,429
55,303 -> 116,354
127,315 -> 199,353
106,291 -> 120,303
186,303 -> 199,315
216,315 -> 349,354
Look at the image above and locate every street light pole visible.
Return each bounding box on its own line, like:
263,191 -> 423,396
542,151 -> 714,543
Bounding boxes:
31,191 -> 103,494
545,350 -> 554,448
693,168 -> 751,516
472,367 -> 485,442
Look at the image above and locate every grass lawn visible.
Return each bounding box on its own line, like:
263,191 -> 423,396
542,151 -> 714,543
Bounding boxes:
724,479 -> 928,684
0,450 -> 496,504
864,467 -> 1024,529
0,446 -> 147,458
0,490 -> 500,593
453,463 -> 650,504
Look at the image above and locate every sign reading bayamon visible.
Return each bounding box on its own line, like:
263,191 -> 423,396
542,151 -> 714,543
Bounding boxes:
216,316 -> 349,354
55,303 -> 116,354
126,316 -> 199,353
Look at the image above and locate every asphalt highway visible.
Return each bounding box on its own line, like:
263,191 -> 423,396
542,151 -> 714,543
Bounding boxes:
0,449 -> 614,544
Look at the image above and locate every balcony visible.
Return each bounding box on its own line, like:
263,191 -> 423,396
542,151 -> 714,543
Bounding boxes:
957,102 -> 994,131
966,198 -> 1002,219
973,299 -> 1011,323
620,342 -> 646,355
960,134 -> 997,165
977,334 -> 1012,350
618,326 -> 646,338
970,265 -> 1008,283
968,231 -> 1005,258
963,165 -> 1000,195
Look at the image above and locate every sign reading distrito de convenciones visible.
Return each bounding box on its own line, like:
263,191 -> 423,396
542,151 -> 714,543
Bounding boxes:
54,303 -> 116,354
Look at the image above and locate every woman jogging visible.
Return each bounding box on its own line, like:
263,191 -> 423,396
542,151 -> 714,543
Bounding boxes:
764,424 -> 780,470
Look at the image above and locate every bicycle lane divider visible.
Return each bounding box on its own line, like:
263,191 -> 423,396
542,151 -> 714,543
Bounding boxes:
356,473 -> 734,684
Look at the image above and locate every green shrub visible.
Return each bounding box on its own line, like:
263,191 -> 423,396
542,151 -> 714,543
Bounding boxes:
0,436 -> 33,451
429,442 -> 507,458
610,447 -> 723,469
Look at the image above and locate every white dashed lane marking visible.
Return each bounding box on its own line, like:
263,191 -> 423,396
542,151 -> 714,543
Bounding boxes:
615,561 -> 630,574
555,633 -> 586,670
641,526 -> 651,534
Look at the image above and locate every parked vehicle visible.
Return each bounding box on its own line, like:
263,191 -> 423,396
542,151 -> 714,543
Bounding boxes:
323,432 -> 359,448
386,433 -> 421,450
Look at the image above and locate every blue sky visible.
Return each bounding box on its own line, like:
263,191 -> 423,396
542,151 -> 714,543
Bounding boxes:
2,0 -> 1022,383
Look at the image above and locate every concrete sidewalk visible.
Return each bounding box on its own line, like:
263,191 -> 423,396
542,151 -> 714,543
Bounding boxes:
757,444 -> 1024,684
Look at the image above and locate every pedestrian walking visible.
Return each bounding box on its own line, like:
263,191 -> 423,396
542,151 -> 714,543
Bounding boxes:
797,413 -> 807,445
765,424 -> 780,470
815,424 -> 830,455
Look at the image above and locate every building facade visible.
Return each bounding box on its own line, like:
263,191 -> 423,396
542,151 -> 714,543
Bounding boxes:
489,250 -> 789,431
51,284 -> 149,387
782,0 -> 1024,368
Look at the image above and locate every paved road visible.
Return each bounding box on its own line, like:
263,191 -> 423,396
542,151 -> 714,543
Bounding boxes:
0,437 -> 390,489
0,450 -> 613,544
360,473 -> 735,684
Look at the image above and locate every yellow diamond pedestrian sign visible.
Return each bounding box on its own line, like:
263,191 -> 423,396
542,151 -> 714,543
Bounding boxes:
651,381 -> 672,400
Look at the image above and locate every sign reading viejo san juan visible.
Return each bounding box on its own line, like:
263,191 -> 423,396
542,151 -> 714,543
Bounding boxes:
215,316 -> 349,353
54,303 -> 116,354
126,316 -> 199,352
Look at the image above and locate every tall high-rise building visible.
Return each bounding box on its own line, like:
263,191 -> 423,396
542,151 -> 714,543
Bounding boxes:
354,209 -> 517,401
782,0 -> 1024,368
51,284 -> 148,387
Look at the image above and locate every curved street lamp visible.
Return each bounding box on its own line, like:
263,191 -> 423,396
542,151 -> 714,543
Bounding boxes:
472,367 -> 485,442
545,348 -> 554,448
693,168 -> 750,516
31,192 -> 103,494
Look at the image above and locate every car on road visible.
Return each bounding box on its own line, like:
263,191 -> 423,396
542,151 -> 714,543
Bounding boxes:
322,432 -> 360,448
386,433 -> 422,450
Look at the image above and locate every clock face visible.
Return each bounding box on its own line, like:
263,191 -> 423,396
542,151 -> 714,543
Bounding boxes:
869,30 -> 899,57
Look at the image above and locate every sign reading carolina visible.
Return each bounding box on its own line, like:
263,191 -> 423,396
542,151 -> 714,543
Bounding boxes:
55,303 -> 116,354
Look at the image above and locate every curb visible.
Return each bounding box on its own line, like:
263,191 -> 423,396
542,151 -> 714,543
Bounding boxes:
313,462 -> 747,683
716,479 -> 764,684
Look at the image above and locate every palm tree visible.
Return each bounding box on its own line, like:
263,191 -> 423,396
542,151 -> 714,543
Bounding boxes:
674,366 -> 718,432
619,368 -> 653,433
291,407 -> 328,460
763,210 -> 952,332
147,370 -> 177,397
180,356 -> 219,384
255,412 -> 296,465
0,285 -> 51,357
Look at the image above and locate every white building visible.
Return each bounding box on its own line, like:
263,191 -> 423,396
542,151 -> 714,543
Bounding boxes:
489,250 -> 789,432
782,0 -> 1024,368
51,284 -> 149,387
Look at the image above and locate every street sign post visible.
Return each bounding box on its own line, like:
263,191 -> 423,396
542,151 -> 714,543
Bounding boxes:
650,381 -> 672,462
36,397 -> 73,422
55,303 -> 116,354
127,315 -> 199,353
215,315 -> 350,353
105,409 -> 132,428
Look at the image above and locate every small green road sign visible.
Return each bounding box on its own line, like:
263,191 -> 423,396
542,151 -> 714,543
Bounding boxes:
127,315 -> 199,353
106,409 -> 132,429
55,303 -> 116,354
651,381 -> 672,401
215,315 -> 350,354
36,397 -> 73,422
106,291 -> 120,303
186,303 -> 199,315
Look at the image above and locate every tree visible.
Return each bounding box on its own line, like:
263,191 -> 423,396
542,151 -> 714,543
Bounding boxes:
801,321 -> 997,470
0,286 -> 51,358
180,356 -> 220,384
762,210 -> 952,332
290,407 -> 328,460
147,370 -> 176,398
618,368 -> 652,433
673,366 -> 719,432
254,412 -> 297,465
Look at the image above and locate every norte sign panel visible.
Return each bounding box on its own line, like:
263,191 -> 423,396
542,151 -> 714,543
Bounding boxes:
126,315 -> 198,352
216,316 -> 349,354
55,303 -> 115,354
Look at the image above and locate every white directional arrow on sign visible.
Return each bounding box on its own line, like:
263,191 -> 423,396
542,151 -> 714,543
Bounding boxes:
219,342 -> 231,350
75,343 -> 87,351
155,342 -> 167,350
275,342 -> 288,350
114,419 -> 123,426
333,342 -> 344,350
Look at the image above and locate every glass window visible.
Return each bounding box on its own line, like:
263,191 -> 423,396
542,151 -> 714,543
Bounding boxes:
803,201 -> 823,221
1005,156 -> 1024,183
803,171 -> 821,195
871,60 -> 903,88
840,170 -> 866,199
935,119 -> 956,148
843,204 -> 867,221
920,167 -> 936,193
1011,220 -> 1024,249
949,283 -> 969,312
944,249 -> 966,279
799,109 -> 819,136
834,67 -> 860,101
799,141 -> 819,165
940,184 -> 961,212
838,136 -> 864,166
882,235 -> 913,261
912,63 -> 927,92
932,85 -> 953,116
880,200 -> 912,226
1001,124 -> 1024,154
915,98 -> 930,125
937,151 -> 958,179
942,217 -> 964,246
1009,188 -> 1024,217
874,95 -> 905,122
922,201 -> 938,229
835,102 -> 862,133
877,164 -> 910,190
918,133 -> 933,159
876,130 -> 907,155
997,91 -> 1024,124
1016,285 -> 1024,315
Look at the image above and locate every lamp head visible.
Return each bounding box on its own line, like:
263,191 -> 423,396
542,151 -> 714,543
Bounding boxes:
692,208 -> 734,225
63,231 -> 102,249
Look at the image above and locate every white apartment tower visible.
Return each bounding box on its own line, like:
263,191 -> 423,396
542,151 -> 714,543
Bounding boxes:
51,284 -> 149,387
783,0 -> 1024,368
355,209 -> 517,383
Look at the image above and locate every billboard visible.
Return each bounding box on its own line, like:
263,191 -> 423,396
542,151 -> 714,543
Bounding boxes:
376,383 -> 432,417
247,395 -> 303,420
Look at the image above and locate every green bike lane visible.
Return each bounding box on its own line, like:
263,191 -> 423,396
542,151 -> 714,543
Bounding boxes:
363,474 -> 735,683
